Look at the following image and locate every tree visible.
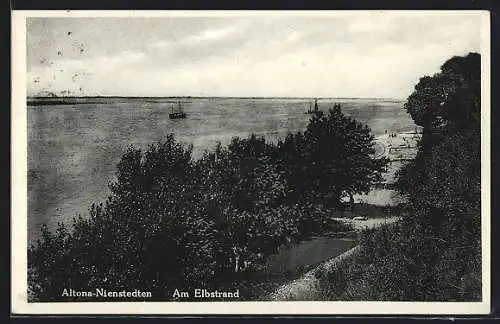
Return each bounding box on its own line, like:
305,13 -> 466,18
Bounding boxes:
28,107 -> 371,301
28,134 -> 227,300
279,104 -> 389,209
199,135 -> 286,212
404,52 -> 480,131
390,52 -> 482,300
332,53 -> 482,301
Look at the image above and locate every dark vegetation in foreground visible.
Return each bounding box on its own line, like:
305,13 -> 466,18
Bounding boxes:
28,104 -> 387,301
316,53 -> 482,301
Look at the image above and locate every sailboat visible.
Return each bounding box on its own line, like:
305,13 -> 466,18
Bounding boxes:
169,101 -> 187,119
305,101 -> 313,114
305,99 -> 319,114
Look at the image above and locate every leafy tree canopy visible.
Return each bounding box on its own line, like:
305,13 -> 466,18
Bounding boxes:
278,104 -> 388,208
404,52 -> 480,130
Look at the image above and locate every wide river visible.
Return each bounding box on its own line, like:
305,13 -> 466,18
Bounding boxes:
27,97 -> 416,244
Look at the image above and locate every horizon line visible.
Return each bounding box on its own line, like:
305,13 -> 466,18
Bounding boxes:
27,95 -> 405,100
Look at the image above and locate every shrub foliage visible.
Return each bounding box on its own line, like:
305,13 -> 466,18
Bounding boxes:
28,106 -> 384,301
319,52 -> 482,301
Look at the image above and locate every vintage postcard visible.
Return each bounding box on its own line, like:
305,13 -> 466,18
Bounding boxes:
11,10 -> 491,315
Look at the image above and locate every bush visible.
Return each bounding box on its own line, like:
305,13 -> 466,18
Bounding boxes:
29,136 -> 222,300
318,53 -> 482,302
28,127 -> 361,300
28,102 -> 385,301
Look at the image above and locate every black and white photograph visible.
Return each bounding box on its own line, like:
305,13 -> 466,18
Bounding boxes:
11,10 -> 490,314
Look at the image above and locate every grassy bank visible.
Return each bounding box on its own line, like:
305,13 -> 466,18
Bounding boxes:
314,53 -> 482,302
314,221 -> 481,301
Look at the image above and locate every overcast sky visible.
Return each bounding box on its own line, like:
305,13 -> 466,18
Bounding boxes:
26,12 -> 483,98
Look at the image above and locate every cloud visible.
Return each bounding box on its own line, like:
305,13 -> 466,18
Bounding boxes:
181,26 -> 236,44
26,13 -> 483,98
150,40 -> 170,48
27,50 -> 147,96
347,13 -> 395,33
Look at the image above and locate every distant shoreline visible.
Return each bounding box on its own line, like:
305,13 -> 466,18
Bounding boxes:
27,96 -> 403,99
27,96 -> 405,106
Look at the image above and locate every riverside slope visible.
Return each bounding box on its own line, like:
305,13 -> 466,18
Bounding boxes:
267,216 -> 400,301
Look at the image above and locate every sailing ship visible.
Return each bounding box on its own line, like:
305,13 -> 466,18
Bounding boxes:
169,101 -> 187,119
305,102 -> 313,114
305,99 -> 319,114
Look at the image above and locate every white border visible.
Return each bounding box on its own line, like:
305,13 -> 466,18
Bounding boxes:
11,10 -> 491,315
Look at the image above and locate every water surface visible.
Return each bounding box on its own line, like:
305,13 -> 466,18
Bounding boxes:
28,97 -> 416,244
